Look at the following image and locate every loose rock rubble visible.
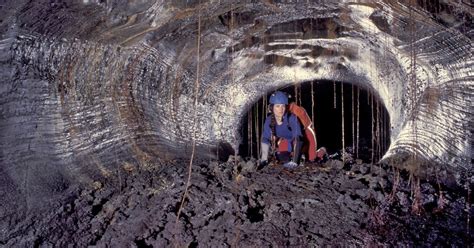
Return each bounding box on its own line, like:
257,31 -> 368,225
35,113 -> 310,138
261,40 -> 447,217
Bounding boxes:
1,157 -> 471,247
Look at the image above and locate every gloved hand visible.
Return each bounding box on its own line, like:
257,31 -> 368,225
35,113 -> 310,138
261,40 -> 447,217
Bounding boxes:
257,160 -> 268,170
260,142 -> 269,162
283,161 -> 298,169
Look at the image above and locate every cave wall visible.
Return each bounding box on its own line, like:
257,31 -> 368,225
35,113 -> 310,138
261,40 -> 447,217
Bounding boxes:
0,0 -> 472,201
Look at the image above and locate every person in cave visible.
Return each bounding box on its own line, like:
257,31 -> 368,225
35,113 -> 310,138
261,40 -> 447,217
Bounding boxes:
258,91 -> 328,170
288,101 -> 327,164
258,91 -> 303,169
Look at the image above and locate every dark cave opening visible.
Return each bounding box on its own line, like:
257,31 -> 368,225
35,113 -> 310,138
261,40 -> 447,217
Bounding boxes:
239,80 -> 391,163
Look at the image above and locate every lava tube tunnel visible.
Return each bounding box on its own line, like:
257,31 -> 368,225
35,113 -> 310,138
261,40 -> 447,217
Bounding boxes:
0,0 -> 472,246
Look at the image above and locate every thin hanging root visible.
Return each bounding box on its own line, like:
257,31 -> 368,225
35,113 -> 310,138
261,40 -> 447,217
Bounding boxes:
214,143 -> 218,163
255,101 -> 259,158
367,90 -> 370,105
251,105 -> 255,157
296,85 -> 299,105
410,175 -> 424,215
298,84 -> 301,105
175,2 -> 202,245
341,83 -> 345,162
247,102 -> 252,158
409,0 -> 419,186
299,85 -> 302,106
356,87 -> 360,159
311,82 -> 315,126
294,85 -> 296,105
227,5 -> 243,244
433,173 -> 445,213
466,180 -> 471,237
352,85 -> 355,152
436,187 -> 445,212
388,167 -> 400,203
382,105 -> 385,156
376,99 -> 380,161
249,107 -> 253,158
371,92 -> 375,164
261,98 -> 264,153
261,94 -> 266,158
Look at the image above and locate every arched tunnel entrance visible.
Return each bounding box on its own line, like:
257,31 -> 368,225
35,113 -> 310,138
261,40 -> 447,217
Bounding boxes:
239,80 -> 391,163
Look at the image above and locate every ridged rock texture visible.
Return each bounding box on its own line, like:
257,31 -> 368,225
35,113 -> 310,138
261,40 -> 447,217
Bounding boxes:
0,1 -> 472,205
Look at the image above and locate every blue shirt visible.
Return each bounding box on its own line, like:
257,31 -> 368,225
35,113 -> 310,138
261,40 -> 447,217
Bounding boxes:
262,113 -> 302,152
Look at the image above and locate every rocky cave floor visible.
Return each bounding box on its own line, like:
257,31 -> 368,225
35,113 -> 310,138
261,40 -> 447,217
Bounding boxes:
1,155 -> 472,247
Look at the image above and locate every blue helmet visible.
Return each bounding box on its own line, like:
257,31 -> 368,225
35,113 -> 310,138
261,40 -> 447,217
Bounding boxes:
269,91 -> 288,105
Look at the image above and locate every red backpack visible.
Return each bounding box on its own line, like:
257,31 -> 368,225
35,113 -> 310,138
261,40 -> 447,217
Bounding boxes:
288,103 -> 312,129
